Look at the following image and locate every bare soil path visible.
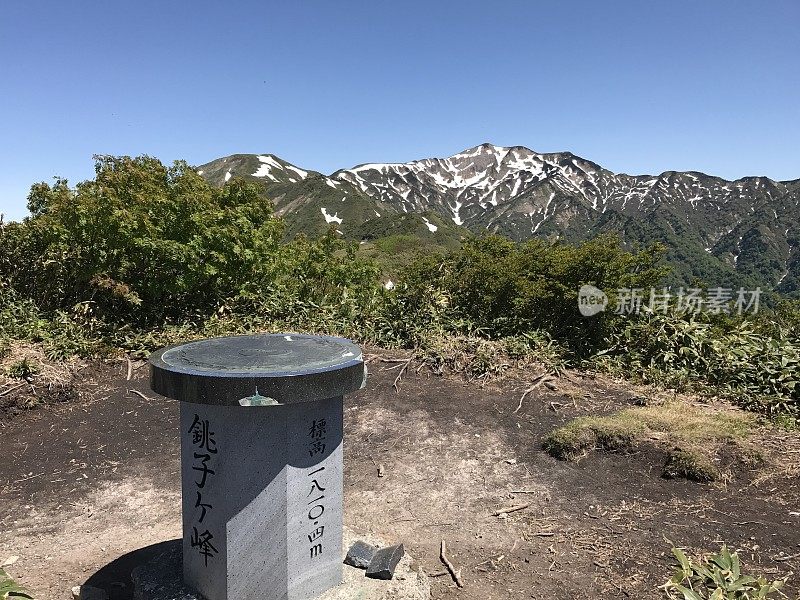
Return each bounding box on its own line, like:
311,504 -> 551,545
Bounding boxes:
1,353 -> 799,599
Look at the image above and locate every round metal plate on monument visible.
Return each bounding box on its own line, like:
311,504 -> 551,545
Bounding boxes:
149,333 -> 365,405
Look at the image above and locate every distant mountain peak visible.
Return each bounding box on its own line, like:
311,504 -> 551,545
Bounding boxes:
196,144 -> 800,295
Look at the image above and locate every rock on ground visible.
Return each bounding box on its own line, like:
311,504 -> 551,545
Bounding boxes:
72,585 -> 109,600
131,528 -> 430,600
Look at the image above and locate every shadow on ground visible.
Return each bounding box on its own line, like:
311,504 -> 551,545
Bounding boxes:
84,539 -> 180,600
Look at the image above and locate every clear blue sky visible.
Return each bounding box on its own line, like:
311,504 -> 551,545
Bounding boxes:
1,0 -> 798,221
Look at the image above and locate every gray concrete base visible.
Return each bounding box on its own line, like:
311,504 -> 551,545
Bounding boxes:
132,529 -> 430,600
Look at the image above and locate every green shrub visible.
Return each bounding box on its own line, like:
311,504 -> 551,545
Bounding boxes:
662,545 -> 784,599
0,156 -> 283,325
5,358 -> 39,380
395,233 -> 667,354
597,312 -> 800,416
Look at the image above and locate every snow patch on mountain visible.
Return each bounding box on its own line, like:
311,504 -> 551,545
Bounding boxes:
253,155 -> 281,181
321,207 -> 342,224
452,201 -> 463,225
287,164 -> 308,179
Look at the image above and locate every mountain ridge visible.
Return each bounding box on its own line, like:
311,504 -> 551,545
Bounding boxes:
197,143 -> 800,296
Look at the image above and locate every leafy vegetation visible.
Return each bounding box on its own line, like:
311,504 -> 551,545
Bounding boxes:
0,568 -> 32,599
1,155 -> 799,421
393,233 -> 667,353
662,545 -> 784,599
596,311 -> 800,417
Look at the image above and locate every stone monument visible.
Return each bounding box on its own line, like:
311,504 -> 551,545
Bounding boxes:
149,334 -> 366,600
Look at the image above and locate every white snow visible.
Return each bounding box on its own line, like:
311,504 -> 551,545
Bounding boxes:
286,164 -> 308,179
422,217 -> 438,233
224,170 -> 232,182
197,170 -> 204,175
252,155 -> 281,181
320,207 -> 343,224
532,192 -> 557,233
325,179 -> 339,189
384,280 -> 395,291
452,200 -> 463,225
350,162 -> 405,173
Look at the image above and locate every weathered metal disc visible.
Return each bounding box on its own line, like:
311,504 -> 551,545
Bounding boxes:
149,334 -> 365,405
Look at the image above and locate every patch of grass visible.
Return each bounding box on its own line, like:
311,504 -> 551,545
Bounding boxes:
542,424 -> 597,460
772,413 -> 799,431
662,448 -> 719,482
543,401 -> 758,482
542,414 -> 646,459
5,358 -> 39,380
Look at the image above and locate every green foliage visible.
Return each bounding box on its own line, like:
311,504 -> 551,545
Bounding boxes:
753,299 -> 800,341
0,155 -> 283,325
597,312 -> 800,416
394,233 -> 667,355
2,154 -> 800,421
663,545 -> 784,599
5,358 -> 39,380
0,568 -> 33,599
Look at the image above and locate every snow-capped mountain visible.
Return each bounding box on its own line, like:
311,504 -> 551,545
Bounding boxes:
197,144 -> 800,294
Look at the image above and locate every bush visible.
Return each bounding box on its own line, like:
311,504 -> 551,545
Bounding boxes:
395,233 -> 667,354
662,545 -> 784,599
0,156 -> 391,355
0,156 -> 283,325
598,312 -> 800,416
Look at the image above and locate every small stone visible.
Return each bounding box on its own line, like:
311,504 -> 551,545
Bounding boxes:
343,541 -> 378,569
365,544 -> 405,580
71,585 -> 109,600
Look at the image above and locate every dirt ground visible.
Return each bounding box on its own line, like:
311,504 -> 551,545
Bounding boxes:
1,351 -> 799,600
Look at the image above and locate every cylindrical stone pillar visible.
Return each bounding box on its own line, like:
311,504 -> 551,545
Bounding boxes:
149,334 -> 366,600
